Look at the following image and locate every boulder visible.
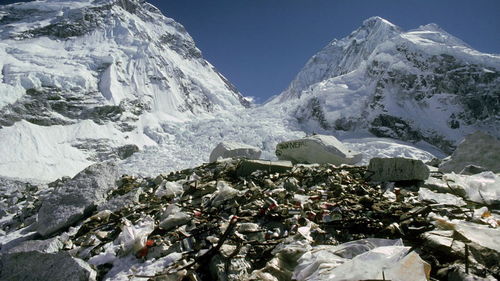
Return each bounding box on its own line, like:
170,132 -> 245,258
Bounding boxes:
0,251 -> 96,281
116,144 -> 139,160
209,142 -> 261,162
460,165 -> 488,175
367,157 -> 430,182
37,162 -> 119,237
236,160 -> 293,177
275,135 -> 362,165
439,131 -> 500,173
4,237 -> 63,254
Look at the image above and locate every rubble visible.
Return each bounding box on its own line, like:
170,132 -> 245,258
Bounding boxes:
0,158 -> 499,280
209,141 -> 262,162
236,159 -> 293,176
439,131 -> 500,173
275,134 -> 362,165
367,157 -> 430,181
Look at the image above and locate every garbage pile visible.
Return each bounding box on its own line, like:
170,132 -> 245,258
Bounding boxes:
1,158 -> 499,281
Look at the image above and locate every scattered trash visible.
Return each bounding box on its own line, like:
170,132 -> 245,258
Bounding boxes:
293,238 -> 431,281
1,158 -> 499,280
236,159 -> 293,176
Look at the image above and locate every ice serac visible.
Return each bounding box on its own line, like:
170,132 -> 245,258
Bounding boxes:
0,0 -> 249,181
271,17 -> 500,153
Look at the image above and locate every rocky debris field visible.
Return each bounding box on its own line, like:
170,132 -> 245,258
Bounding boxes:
0,159 -> 499,281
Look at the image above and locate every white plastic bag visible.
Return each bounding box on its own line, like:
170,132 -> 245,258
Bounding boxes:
116,216 -> 155,255
155,180 -> 184,199
209,181 -> 240,207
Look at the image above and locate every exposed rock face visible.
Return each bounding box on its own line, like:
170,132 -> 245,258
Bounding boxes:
37,162 -> 118,237
0,251 -> 96,281
0,0 -> 249,182
276,135 -> 362,165
367,157 -> 430,181
439,131 -> 500,173
209,142 -> 262,162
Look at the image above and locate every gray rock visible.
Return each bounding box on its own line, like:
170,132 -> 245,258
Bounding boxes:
366,157 -> 430,182
5,237 -> 63,254
0,230 -> 39,254
209,142 -> 261,162
460,165 -> 489,175
236,160 -> 293,177
0,251 -> 96,281
439,131 -> 500,173
37,162 -> 119,237
159,212 -> 191,231
425,158 -> 442,168
115,144 -> 139,160
98,187 -> 143,213
276,135 -> 362,165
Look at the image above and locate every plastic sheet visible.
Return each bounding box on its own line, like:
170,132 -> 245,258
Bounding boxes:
443,172 -> 500,204
155,180 -> 184,199
293,239 -> 432,281
418,187 -> 466,206
208,181 -> 240,207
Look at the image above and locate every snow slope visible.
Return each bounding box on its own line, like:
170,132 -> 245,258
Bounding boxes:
0,0 -> 250,181
0,8 -> 479,182
119,104 -> 444,178
270,17 -> 500,153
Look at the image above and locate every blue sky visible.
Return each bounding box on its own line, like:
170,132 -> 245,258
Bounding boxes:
2,0 -> 499,102
153,0 -> 500,102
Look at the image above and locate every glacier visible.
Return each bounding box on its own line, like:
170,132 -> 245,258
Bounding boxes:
0,2 -> 495,183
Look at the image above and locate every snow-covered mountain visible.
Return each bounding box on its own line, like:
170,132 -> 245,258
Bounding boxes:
271,16 -> 500,153
1,5 -> 491,183
0,0 -> 249,181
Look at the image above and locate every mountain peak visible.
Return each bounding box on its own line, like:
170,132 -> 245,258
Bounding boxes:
355,16 -> 402,38
362,16 -> 396,28
277,17 -> 401,101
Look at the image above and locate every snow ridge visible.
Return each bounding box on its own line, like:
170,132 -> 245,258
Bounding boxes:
0,8 -> 495,182
0,0 -> 249,181
272,17 -> 500,154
